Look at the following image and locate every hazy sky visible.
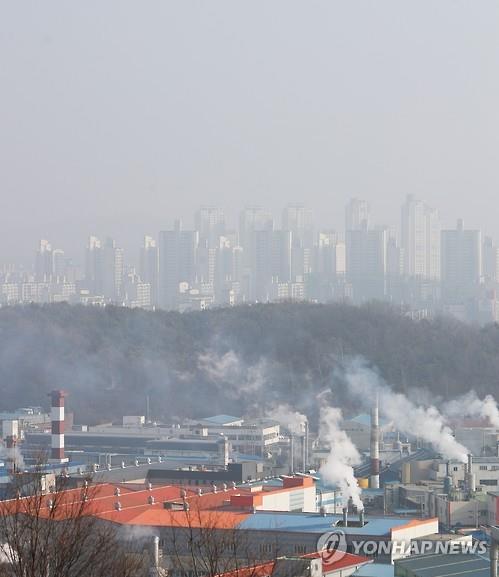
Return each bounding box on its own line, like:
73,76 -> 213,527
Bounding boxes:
1,1 -> 499,264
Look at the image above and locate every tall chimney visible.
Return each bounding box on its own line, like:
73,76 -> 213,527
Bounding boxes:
301,435 -> 306,473
290,435 -> 295,473
304,420 -> 309,472
50,390 -> 68,463
370,397 -> 380,489
490,528 -> 499,577
342,507 -> 348,527
467,453 -> 476,494
151,536 -> 160,572
5,435 -> 17,475
359,509 -> 365,527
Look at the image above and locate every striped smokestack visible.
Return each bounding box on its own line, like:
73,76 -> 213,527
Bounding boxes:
50,390 -> 68,463
370,397 -> 380,489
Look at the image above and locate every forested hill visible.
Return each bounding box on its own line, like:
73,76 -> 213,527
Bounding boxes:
0,302 -> 498,424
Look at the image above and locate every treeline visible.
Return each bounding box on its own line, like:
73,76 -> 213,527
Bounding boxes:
0,302 -> 498,424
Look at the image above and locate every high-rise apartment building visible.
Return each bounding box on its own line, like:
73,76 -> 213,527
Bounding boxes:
441,219 -> 482,304
401,195 -> 440,280
346,224 -> 388,303
239,207 -> 273,261
158,220 -> 198,310
482,237 -> 499,285
282,204 -> 314,248
101,238 -> 124,302
139,236 -> 159,306
252,230 -> 292,301
85,236 -> 103,296
195,206 -> 226,247
52,249 -> 67,279
214,237 -> 243,305
35,240 -> 53,281
84,236 -> 124,302
345,198 -> 371,232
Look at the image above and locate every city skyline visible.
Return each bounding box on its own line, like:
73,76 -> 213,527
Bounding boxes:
0,197 -> 494,324
0,196 -> 495,267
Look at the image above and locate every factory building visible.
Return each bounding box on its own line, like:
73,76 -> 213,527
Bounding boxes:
427,456 -> 499,491
24,413 -> 279,469
25,430 -> 230,467
146,461 -> 263,487
86,482 -> 438,566
190,415 -> 281,457
455,425 -> 499,456
21,476 -> 436,571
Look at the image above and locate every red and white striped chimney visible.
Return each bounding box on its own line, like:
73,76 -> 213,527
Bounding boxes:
50,390 -> 68,463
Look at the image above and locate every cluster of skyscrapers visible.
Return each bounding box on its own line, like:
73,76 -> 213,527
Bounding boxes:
0,196 -> 495,322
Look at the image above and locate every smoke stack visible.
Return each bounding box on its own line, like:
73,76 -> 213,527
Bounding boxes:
301,435 -> 306,473
359,509 -> 365,527
5,435 -> 17,475
466,453 -> 476,494
305,420 -> 309,472
50,390 -> 68,463
491,533 -> 499,577
152,536 -> 160,570
290,435 -> 295,473
370,398 -> 380,489
342,507 -> 348,527
347,496 -> 354,514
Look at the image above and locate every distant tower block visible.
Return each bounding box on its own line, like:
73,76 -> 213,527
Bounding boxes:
50,390 -> 68,463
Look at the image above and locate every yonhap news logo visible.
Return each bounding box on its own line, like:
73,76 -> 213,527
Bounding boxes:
316,532 -> 488,561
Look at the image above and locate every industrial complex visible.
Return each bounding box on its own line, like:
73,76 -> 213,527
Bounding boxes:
0,390 -> 499,576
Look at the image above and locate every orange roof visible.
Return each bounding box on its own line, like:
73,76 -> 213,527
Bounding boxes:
390,517 -> 439,535
0,476 -> 316,529
303,551 -> 372,572
99,506 -> 250,528
94,485 -> 253,527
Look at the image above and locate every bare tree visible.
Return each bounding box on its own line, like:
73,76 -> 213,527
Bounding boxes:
0,470 -> 149,577
162,492 -> 279,577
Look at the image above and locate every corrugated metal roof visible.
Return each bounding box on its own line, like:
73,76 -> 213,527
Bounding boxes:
238,512 -> 431,536
202,415 -> 242,425
353,564 -> 394,577
394,553 -> 490,577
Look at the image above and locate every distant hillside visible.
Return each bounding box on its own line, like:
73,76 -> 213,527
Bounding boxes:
0,302 -> 498,424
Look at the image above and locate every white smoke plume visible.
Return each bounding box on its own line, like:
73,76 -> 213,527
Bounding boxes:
0,444 -> 24,472
319,405 -> 363,510
444,391 -> 499,429
341,359 -> 468,463
197,350 -> 268,398
267,404 -> 307,435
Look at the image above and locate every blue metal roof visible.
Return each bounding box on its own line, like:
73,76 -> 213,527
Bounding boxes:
202,415 -> 242,425
353,564 -> 394,577
394,553 -> 490,577
239,512 -> 417,536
